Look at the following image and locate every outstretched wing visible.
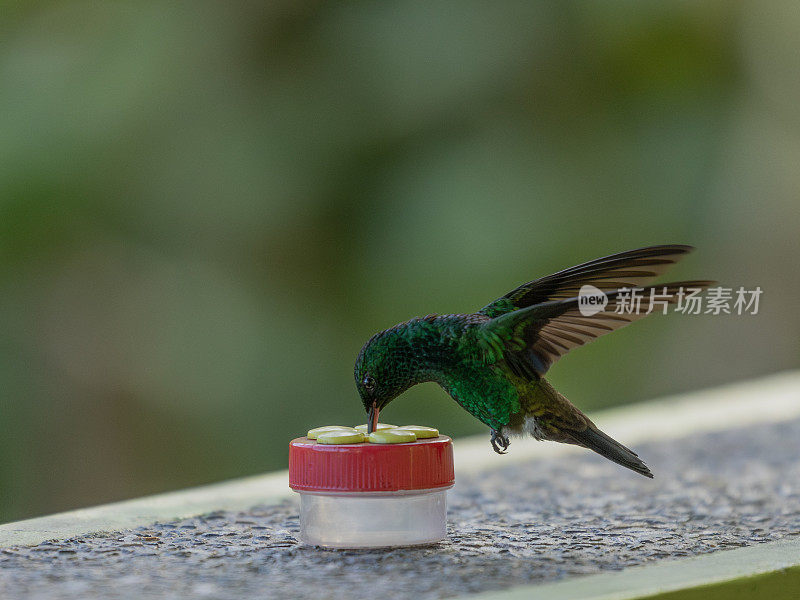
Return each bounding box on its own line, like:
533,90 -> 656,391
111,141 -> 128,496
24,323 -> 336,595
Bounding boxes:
477,280 -> 715,379
478,245 -> 695,318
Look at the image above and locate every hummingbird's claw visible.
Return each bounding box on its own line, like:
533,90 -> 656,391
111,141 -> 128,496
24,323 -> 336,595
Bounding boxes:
490,429 -> 510,454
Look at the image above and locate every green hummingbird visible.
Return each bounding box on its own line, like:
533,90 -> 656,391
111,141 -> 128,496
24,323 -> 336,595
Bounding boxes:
355,244 -> 713,478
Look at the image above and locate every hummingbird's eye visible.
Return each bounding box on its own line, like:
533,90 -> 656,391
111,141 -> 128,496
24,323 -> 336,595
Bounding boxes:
362,375 -> 376,391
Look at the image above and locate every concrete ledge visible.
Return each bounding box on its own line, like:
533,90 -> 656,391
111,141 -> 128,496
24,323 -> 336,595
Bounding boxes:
0,471 -> 288,548
470,536 -> 800,600
1,370 -> 798,549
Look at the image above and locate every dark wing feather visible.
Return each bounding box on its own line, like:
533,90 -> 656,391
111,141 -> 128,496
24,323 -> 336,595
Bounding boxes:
479,245 -> 695,318
480,280 -> 715,379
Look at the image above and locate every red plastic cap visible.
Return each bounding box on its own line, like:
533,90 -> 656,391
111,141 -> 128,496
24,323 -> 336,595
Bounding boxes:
289,436 -> 455,493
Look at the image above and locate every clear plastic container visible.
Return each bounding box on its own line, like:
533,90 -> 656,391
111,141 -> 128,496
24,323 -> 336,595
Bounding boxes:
289,435 -> 454,549
298,488 -> 450,548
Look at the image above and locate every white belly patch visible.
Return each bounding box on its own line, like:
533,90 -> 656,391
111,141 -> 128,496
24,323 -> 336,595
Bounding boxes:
523,415 -> 546,440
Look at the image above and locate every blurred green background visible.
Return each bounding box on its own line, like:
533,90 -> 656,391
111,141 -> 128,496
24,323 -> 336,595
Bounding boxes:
1,1 -> 798,523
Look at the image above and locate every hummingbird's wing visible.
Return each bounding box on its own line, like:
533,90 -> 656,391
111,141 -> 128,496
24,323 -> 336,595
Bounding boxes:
477,280 -> 714,379
478,245 -> 695,318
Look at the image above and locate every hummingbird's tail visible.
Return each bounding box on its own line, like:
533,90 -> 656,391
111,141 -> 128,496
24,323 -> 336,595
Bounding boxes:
523,378 -> 653,478
567,423 -> 653,478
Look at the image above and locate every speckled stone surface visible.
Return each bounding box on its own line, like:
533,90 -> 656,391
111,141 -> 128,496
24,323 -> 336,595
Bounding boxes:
2,418 -> 800,600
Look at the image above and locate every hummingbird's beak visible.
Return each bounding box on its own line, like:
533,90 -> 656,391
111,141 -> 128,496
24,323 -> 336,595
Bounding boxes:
367,401 -> 379,434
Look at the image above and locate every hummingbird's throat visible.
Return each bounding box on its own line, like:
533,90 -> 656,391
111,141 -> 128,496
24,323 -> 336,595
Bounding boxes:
368,401 -> 379,434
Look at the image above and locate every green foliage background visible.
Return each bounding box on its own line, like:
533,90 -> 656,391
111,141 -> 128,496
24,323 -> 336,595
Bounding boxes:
1,1 -> 798,522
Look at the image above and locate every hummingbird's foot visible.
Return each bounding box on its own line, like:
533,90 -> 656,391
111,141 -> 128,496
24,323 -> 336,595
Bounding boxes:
490,429 -> 510,454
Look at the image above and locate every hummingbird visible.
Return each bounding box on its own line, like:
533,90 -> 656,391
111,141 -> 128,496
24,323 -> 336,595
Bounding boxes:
354,245 -> 714,478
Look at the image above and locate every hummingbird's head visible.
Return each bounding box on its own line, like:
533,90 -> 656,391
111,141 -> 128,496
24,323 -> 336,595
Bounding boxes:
354,327 -> 416,433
